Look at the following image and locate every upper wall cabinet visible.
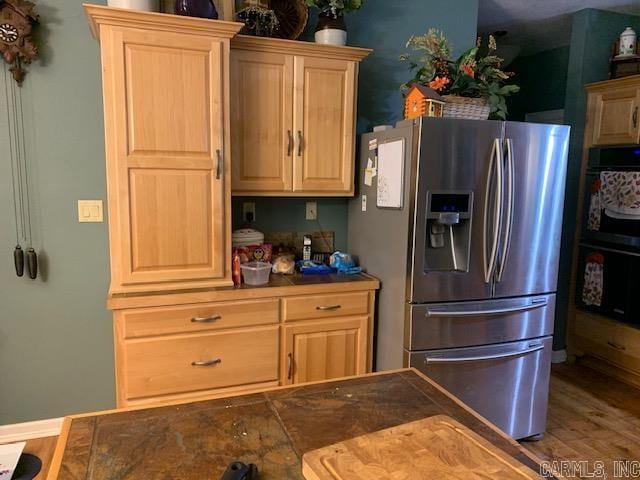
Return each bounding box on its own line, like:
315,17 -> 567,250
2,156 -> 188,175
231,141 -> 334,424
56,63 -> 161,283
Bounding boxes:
230,36 -> 371,196
85,6 -> 243,294
586,76 -> 640,146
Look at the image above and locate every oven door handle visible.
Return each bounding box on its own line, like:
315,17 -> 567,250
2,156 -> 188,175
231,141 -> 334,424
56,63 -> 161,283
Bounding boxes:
425,298 -> 548,317
425,343 -> 545,364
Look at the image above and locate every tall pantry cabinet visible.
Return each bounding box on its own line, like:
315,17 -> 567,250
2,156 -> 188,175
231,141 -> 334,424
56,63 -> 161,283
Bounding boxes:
85,6 -> 243,294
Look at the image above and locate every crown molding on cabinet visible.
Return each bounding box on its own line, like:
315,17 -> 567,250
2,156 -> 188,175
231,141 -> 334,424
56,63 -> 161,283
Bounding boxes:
231,34 -> 372,62
83,3 -> 243,42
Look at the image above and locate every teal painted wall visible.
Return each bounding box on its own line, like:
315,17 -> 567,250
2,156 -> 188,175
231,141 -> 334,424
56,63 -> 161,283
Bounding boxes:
231,197 -> 349,251
0,0 -> 114,424
554,9 -> 640,351
244,0 -> 480,253
0,0 -> 478,424
507,46 -> 570,121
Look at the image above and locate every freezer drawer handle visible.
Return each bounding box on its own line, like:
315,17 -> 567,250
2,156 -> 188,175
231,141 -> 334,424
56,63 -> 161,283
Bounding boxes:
425,342 -> 544,364
425,299 -> 548,317
191,314 -> 222,323
191,358 -> 222,367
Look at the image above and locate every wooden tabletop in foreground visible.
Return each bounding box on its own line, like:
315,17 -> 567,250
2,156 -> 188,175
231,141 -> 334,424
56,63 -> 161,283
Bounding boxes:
47,369 -> 547,479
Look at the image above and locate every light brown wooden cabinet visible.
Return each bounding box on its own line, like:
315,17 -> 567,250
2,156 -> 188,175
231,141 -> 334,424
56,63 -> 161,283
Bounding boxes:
86,6 -> 243,294
588,77 -> 640,146
111,279 -> 378,407
281,316 -> 368,385
230,36 -> 371,196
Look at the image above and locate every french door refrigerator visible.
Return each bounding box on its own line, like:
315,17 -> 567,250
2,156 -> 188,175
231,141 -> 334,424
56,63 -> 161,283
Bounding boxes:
348,117 -> 570,440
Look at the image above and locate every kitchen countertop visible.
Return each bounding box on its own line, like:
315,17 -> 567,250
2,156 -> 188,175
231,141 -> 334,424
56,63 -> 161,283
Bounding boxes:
48,369 -> 548,479
107,273 -> 380,310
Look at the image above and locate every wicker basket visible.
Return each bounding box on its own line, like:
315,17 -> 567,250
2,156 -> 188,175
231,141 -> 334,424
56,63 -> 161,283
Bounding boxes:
442,95 -> 490,120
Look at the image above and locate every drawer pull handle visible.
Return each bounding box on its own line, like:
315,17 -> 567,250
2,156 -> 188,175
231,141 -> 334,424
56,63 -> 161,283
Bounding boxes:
287,353 -> 293,380
191,314 -> 221,323
191,358 -> 222,367
316,304 -> 341,311
607,341 -> 626,351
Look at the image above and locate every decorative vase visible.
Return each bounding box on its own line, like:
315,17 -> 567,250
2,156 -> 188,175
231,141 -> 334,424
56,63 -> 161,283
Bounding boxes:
619,27 -> 637,56
314,12 -> 346,46
174,0 -> 218,19
107,0 -> 158,11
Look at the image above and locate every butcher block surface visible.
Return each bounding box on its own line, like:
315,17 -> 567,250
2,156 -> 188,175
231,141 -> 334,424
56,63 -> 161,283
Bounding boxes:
302,415 -> 540,480
48,369 -> 548,479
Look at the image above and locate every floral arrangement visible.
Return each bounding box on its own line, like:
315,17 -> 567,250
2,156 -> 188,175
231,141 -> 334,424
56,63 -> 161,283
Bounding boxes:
400,29 -> 520,120
304,0 -> 363,17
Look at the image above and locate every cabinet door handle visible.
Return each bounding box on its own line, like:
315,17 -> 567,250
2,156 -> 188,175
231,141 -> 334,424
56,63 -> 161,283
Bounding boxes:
287,353 -> 293,380
297,130 -> 303,157
633,107 -> 638,129
191,358 -> 222,367
607,341 -> 626,351
316,304 -> 341,311
216,149 -> 223,180
191,314 -> 221,323
287,130 -> 293,156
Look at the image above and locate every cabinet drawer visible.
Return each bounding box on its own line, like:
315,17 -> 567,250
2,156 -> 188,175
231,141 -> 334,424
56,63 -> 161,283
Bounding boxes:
283,291 -> 369,321
575,311 -> 640,372
124,326 -> 279,399
122,299 -> 279,339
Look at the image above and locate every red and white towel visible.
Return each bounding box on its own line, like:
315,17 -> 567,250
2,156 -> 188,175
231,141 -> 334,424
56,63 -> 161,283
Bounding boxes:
582,252 -> 604,307
600,171 -> 640,219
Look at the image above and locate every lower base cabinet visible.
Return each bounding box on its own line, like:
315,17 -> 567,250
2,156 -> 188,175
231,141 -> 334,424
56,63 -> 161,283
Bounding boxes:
281,316 -> 368,385
111,280 -> 377,407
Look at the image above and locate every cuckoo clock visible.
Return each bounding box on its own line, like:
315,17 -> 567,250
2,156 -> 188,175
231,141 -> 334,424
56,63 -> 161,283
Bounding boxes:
0,0 -> 38,85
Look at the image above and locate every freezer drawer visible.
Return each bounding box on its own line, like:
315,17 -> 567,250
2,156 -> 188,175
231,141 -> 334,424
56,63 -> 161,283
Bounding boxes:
407,336 -> 552,440
406,294 -> 555,350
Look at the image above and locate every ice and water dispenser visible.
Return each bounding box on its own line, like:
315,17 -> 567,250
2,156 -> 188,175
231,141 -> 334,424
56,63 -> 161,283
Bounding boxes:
425,192 -> 473,272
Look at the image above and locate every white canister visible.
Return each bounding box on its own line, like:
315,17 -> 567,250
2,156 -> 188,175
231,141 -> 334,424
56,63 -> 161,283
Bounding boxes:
107,0 -> 159,11
619,26 -> 637,56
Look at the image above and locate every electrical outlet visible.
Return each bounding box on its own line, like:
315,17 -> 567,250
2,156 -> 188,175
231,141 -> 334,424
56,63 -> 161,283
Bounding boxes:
242,202 -> 256,223
78,200 -> 103,223
306,202 -> 317,220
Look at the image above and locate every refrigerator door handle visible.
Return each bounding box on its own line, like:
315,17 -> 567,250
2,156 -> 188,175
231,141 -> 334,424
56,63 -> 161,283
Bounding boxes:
424,298 -> 548,317
483,138 -> 503,283
497,138 -> 515,282
424,342 -> 545,364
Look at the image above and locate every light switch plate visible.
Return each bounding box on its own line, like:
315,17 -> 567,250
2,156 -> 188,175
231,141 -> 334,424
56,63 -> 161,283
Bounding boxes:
306,201 -> 317,220
78,200 -> 103,223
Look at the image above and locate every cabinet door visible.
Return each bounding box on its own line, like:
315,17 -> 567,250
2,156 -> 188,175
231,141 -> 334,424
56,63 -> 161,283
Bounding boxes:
592,87 -> 640,145
103,27 -> 230,291
293,56 -> 356,194
231,51 -> 294,192
281,316 -> 367,385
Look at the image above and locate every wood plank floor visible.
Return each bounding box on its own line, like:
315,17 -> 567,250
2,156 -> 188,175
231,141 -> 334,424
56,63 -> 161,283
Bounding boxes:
5,363 -> 640,479
524,362 -> 640,479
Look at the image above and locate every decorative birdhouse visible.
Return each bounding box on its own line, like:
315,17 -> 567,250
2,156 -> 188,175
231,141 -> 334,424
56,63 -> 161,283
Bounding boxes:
404,83 -> 444,119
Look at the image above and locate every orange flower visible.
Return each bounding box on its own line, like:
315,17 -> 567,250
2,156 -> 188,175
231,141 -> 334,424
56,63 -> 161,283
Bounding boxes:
461,64 -> 475,78
429,76 -> 450,91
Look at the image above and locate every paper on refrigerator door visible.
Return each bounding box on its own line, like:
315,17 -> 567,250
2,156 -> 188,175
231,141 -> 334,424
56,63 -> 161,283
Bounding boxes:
364,158 -> 374,186
0,441 -> 26,480
376,139 -> 405,209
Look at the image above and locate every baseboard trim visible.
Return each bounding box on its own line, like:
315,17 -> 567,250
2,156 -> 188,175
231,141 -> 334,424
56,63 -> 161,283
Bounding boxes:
551,349 -> 567,364
0,418 -> 64,444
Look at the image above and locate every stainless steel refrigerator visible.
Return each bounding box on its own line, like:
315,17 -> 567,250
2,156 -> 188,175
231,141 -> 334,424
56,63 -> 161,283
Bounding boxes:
348,117 -> 570,440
